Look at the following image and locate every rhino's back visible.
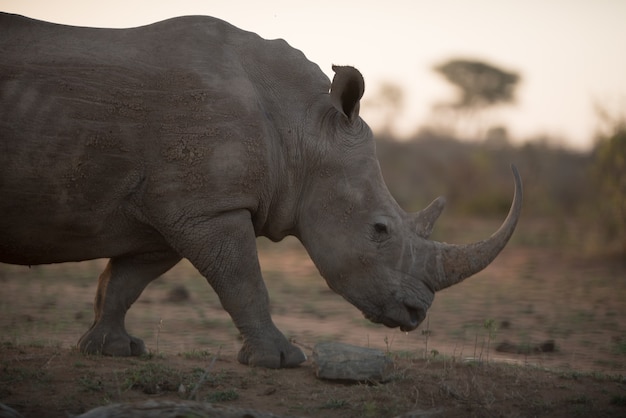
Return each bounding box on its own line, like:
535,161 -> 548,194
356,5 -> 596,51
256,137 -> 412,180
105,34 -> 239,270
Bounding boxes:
0,13 -> 324,130
0,13 -> 328,115
0,14 -> 328,265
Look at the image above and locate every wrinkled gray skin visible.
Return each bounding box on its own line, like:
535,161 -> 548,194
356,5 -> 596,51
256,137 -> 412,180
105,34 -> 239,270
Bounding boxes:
0,14 -> 522,368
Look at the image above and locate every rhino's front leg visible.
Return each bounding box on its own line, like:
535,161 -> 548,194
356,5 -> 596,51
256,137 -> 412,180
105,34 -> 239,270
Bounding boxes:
78,251 -> 181,356
172,211 -> 306,368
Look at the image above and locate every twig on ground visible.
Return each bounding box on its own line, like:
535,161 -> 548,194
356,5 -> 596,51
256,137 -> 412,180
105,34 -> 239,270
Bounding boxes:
188,349 -> 220,401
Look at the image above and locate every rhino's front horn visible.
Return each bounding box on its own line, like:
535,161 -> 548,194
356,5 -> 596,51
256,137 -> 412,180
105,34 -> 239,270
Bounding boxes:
429,165 -> 523,292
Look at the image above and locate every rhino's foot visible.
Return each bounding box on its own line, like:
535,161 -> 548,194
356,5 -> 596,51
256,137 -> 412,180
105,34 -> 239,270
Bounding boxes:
237,335 -> 306,368
78,327 -> 146,357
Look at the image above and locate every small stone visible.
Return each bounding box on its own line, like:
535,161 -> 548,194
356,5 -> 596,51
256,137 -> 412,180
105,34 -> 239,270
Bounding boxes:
495,340 -> 518,353
258,387 -> 277,396
312,342 -> 394,382
165,285 -> 190,303
76,400 -> 291,418
0,403 -> 24,418
538,340 -> 556,353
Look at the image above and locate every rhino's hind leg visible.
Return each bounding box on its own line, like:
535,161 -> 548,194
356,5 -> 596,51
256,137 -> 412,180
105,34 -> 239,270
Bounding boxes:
78,251 -> 181,356
79,323 -> 147,356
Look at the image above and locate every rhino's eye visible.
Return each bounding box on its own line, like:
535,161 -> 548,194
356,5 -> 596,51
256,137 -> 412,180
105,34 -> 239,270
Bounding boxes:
374,223 -> 388,234
370,218 -> 391,243
370,222 -> 390,243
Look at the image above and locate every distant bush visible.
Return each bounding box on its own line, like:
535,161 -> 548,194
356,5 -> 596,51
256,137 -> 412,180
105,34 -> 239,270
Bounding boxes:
590,123 -> 626,257
376,131 -> 591,219
373,130 -> 626,253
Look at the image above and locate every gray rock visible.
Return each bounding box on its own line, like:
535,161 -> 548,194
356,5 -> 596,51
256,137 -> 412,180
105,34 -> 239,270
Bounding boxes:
0,403 -> 24,418
76,400 -> 295,418
312,342 -> 394,382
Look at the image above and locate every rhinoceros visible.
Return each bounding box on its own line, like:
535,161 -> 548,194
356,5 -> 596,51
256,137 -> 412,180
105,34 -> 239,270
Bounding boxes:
0,13 -> 522,368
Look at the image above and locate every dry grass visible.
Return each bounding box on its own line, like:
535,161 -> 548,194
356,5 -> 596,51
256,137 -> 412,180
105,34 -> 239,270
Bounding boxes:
1,342 -> 624,417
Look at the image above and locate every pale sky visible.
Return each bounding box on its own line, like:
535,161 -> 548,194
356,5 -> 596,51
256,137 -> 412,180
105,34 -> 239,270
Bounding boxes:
2,0 -> 626,150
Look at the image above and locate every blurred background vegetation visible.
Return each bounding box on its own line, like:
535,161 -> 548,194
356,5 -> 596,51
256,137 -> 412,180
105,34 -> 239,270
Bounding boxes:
369,57 -> 626,259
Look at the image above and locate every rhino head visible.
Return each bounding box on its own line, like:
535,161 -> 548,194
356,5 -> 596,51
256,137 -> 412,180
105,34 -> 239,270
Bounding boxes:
296,66 -> 523,332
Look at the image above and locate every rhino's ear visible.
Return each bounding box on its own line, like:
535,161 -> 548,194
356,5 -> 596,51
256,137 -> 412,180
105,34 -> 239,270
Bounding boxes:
330,65 -> 365,122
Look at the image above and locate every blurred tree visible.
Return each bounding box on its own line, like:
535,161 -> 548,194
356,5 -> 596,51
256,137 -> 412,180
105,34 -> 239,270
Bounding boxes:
434,59 -> 520,108
431,59 -> 520,138
484,126 -> 511,149
592,120 -> 626,257
363,82 -> 404,134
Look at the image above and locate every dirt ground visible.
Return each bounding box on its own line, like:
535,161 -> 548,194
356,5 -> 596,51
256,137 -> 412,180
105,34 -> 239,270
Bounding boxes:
1,218 -> 625,417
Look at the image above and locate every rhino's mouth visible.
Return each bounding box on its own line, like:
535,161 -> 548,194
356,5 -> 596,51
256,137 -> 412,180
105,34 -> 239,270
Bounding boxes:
364,303 -> 425,332
401,304 -> 424,331
328,275 -> 428,332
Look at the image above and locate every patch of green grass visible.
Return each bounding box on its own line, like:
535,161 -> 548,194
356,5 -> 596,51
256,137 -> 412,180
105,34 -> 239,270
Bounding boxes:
571,405 -> 592,417
193,335 -> 213,346
300,302 -> 329,319
568,394 -> 592,405
0,365 -> 49,384
139,351 -> 167,360
180,349 -> 214,360
600,320 -> 620,330
122,362 -> 183,394
362,401 -> 381,418
557,369 -> 625,382
392,350 -> 420,359
320,398 -> 349,409
352,318 -> 379,328
611,394 -> 626,406
205,369 -> 231,387
79,374 -> 104,392
528,399 -> 555,415
613,341 -> 626,355
20,339 -> 62,349
547,325 -> 573,339
447,328 -> 467,339
570,310 -> 595,325
206,389 -> 238,402
593,358 -> 622,369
